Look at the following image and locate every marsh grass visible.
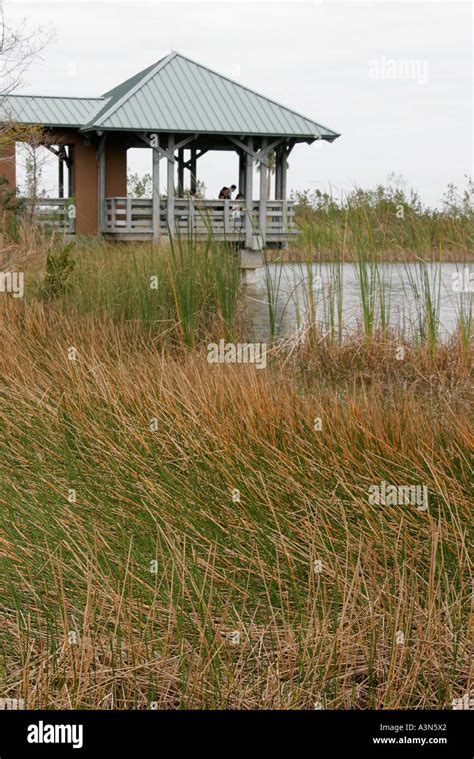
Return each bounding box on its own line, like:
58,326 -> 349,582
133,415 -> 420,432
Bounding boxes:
0,302 -> 471,709
402,257 -> 442,352
456,289 -> 473,362
24,236 -> 241,346
261,248 -> 286,341
292,176 -> 474,261
0,203 -> 472,709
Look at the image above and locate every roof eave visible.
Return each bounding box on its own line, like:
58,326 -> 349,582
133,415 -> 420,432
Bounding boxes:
79,125 -> 340,141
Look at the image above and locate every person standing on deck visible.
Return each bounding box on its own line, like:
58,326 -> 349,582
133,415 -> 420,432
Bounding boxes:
218,184 -> 236,199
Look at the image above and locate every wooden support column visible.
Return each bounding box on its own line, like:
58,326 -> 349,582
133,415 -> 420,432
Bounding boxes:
67,145 -> 74,198
244,136 -> 254,249
238,150 -> 246,196
190,148 -> 197,193
281,142 -> 289,248
152,137 -> 161,241
275,146 -> 282,200
281,143 -> 288,203
259,138 -> 267,245
58,153 -> 64,199
167,134 -> 175,235
177,147 -> 184,195
97,134 -> 106,233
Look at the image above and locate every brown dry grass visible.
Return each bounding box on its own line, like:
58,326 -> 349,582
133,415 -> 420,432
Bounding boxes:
0,299 -> 472,709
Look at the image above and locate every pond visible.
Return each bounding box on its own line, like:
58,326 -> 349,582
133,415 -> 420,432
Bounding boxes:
244,262 -> 473,340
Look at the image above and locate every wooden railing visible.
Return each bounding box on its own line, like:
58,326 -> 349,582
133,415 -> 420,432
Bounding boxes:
20,197 -> 296,240
103,198 -> 296,240
21,198 -> 76,233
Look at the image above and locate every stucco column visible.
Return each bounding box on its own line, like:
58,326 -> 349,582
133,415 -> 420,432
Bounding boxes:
105,137 -> 127,196
0,139 -> 16,191
74,139 -> 99,234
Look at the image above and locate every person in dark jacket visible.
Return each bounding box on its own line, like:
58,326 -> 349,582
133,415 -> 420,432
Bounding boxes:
218,184 -> 236,199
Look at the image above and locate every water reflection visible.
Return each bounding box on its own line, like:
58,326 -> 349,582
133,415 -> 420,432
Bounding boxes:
244,262 -> 472,340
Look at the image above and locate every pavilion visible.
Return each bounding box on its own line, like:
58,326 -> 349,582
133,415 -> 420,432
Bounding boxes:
0,51 -> 340,250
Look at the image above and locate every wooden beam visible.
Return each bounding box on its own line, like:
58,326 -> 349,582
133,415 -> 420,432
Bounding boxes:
138,134 -> 174,162
244,136 -> 254,249
45,145 -> 61,158
227,135 -> 256,157
167,134 -> 175,236
139,132 -> 198,162
285,139 -> 296,157
152,136 -> 161,241
181,148 -> 208,171
174,134 -> 198,153
255,138 -> 283,167
259,137 -> 267,245
227,135 -> 282,162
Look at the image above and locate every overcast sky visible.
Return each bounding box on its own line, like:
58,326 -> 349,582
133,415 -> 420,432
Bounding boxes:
6,1 -> 473,206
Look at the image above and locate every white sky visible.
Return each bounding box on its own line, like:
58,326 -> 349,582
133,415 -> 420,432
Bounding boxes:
6,0 -> 473,206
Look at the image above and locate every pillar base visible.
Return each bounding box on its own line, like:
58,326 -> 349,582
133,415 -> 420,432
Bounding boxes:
240,248 -> 262,285
241,267 -> 257,285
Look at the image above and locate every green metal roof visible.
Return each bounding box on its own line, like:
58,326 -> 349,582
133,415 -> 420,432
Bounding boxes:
0,94 -> 105,128
1,52 -> 340,142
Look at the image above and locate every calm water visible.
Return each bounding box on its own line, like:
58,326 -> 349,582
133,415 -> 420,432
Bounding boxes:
244,262 -> 472,339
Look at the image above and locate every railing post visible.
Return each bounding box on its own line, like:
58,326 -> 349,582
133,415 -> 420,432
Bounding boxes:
189,197 -> 195,234
126,197 -> 132,232
110,198 -> 115,231
224,199 -> 230,236
68,200 -> 75,234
